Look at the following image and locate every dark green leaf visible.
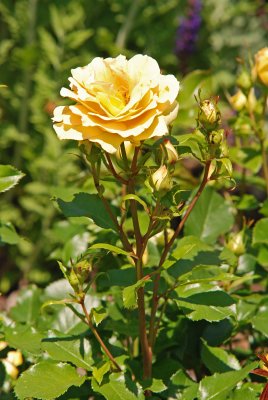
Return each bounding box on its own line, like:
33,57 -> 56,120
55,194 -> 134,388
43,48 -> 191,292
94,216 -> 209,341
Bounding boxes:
201,340 -> 240,373
175,291 -> 235,322
57,192 -> 119,231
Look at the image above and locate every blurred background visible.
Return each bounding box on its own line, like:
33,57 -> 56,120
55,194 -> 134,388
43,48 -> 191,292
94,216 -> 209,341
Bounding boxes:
0,0 -> 267,293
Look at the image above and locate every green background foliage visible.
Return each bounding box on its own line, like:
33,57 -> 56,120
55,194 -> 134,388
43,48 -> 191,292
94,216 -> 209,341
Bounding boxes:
1,0 -> 268,399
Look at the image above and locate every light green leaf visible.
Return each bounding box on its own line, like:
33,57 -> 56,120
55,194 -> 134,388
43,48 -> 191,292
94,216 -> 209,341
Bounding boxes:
252,218 -> 268,245
123,277 -> 151,309
92,361 -> 110,385
175,291 -> 235,322
143,378 -> 167,393
41,330 -> 93,370
92,373 -> 143,400
185,187 -> 234,244
197,362 -> 258,400
178,265 -> 235,286
201,340 -> 240,373
89,243 -> 131,257
0,164 -> 24,193
91,307 -> 108,326
122,194 -> 149,213
9,286 -> 42,324
4,324 -> 43,355
252,303 -> 268,337
15,361 -> 86,400
0,222 -> 20,245
57,192 -> 119,231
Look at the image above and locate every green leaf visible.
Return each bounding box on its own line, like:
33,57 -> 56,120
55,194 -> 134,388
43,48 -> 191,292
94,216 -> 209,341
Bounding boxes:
175,291 -> 235,322
143,378 -> 167,393
197,362 -> 258,400
252,303 -> 268,337
0,164 -> 24,193
260,199 -> 268,217
9,286 -> 42,324
201,340 -> 240,373
178,265 -> 235,286
41,330 -> 93,370
91,307 -> 108,326
4,324 -> 43,355
122,194 -> 149,213
92,361 -> 110,385
57,192 -> 119,231
185,187 -> 234,244
252,218 -> 268,245
178,70 -> 210,108
235,194 -> 259,211
92,373 -> 143,400
122,277 -> 151,309
15,361 -> 86,400
0,222 -> 20,245
163,236 -> 212,270
89,243 -> 131,257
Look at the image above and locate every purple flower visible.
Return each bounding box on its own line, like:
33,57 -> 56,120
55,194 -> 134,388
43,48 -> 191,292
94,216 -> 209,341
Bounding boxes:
175,0 -> 202,58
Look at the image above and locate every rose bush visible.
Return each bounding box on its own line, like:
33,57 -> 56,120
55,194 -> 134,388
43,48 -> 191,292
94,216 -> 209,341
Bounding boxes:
52,54 -> 180,153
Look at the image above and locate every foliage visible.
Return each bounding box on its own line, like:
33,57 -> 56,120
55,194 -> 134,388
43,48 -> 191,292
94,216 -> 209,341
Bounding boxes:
1,0 -> 268,399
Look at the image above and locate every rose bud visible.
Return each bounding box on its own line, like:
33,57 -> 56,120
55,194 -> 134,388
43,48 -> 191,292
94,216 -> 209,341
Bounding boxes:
226,230 -> 245,256
151,165 -> 172,193
236,69 -> 252,90
199,98 -> 221,130
229,89 -> 247,111
163,139 -> 179,164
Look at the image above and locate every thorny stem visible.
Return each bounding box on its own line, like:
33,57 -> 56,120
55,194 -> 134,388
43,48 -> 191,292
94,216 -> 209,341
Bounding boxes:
148,160 -> 212,346
90,162 -> 133,252
261,94 -> 268,196
105,153 -> 128,184
127,146 -> 152,380
80,298 -> 121,372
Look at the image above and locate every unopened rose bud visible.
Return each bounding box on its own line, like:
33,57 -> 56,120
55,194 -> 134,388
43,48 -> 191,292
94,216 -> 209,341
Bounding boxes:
199,99 -> 221,130
236,70 -> 252,90
253,47 -> 268,86
69,268 -> 80,292
75,260 -> 91,284
163,139 -> 179,164
151,165 -> 172,193
226,231 -> 245,256
229,90 -> 247,111
208,129 -> 224,145
247,88 -> 257,113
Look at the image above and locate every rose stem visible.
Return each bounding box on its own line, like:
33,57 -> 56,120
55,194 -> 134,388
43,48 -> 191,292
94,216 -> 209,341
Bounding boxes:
90,161 -> 133,252
128,146 -> 152,380
261,94 -> 268,196
148,159 -> 212,346
79,298 -> 121,372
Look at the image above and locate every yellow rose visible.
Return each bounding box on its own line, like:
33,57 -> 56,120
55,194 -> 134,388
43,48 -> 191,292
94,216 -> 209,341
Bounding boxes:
52,55 -> 180,153
253,47 -> 268,86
